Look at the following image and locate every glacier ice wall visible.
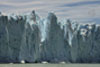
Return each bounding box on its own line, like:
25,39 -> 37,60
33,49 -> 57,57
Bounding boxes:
0,11 -> 100,63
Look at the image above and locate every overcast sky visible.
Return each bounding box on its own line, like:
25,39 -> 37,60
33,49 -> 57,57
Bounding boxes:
0,0 -> 100,24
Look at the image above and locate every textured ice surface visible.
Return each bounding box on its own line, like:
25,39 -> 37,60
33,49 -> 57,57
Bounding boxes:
0,11 -> 100,63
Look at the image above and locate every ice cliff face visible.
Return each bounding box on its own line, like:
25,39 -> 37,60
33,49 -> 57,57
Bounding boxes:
0,11 -> 100,63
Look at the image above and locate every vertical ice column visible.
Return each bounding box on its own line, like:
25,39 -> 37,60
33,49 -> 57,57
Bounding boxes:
77,24 -> 96,62
7,15 -> 26,62
0,15 -> 9,62
63,20 -> 79,62
19,11 -> 40,63
40,13 -> 70,62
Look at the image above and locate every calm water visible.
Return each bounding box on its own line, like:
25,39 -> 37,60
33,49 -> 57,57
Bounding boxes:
0,64 -> 100,67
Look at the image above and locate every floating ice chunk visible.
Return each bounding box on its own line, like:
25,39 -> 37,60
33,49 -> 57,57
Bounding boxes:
21,60 -> 25,64
59,61 -> 66,64
42,61 -> 48,64
9,63 -> 13,64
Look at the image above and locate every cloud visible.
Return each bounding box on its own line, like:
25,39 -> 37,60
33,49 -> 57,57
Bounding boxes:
60,0 -> 100,7
0,1 -> 44,7
0,0 -> 100,24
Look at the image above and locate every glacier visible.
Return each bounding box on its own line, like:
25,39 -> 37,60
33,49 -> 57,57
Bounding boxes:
0,11 -> 100,63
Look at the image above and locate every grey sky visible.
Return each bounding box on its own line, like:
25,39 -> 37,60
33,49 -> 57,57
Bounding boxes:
0,0 -> 100,24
